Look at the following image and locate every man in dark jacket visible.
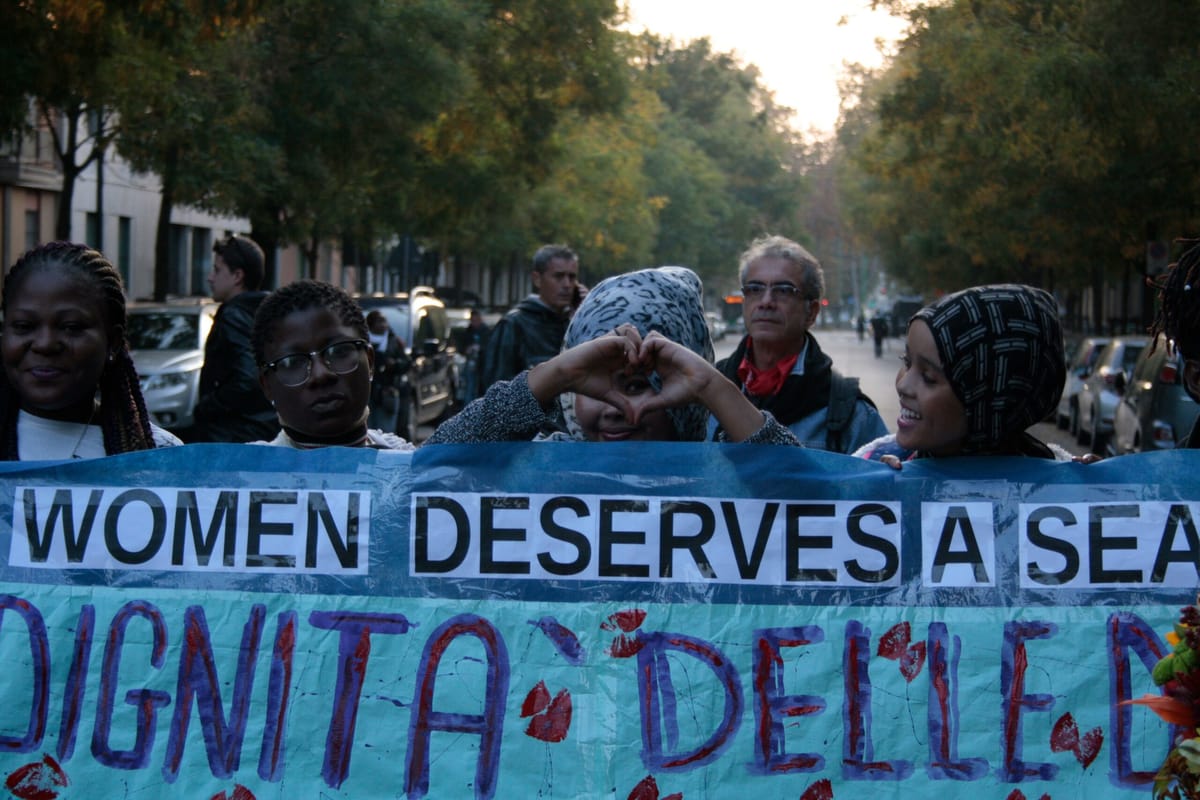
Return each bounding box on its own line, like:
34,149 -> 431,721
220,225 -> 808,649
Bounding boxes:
480,244 -> 581,388
192,234 -> 279,442
709,234 -> 888,452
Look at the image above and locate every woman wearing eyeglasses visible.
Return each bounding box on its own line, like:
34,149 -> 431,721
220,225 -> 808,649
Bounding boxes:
249,281 -> 415,450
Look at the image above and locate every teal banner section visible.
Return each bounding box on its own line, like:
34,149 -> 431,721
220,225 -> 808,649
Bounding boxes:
0,443 -> 1195,798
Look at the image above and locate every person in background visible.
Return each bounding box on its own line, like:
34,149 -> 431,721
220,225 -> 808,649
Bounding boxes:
480,244 -> 582,388
192,234 -> 279,443
251,280 -> 414,450
854,284 -> 1075,464
0,241 -> 181,459
365,309 -> 410,434
454,309 -> 490,403
711,234 -> 887,452
870,310 -> 889,358
427,266 -> 799,446
1149,239 -> 1200,448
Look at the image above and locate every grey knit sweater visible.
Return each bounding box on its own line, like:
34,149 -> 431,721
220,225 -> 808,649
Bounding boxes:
425,371 -> 801,446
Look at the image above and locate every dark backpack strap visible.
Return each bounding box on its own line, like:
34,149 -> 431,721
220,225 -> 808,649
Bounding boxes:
825,371 -> 864,453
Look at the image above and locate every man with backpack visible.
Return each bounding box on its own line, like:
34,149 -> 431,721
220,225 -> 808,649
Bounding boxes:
708,235 -> 888,452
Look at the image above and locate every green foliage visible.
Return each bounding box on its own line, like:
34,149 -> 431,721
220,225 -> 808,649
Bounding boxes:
409,0 -> 630,265
632,35 -> 807,294
4,0 -> 810,298
837,0 -> 1200,296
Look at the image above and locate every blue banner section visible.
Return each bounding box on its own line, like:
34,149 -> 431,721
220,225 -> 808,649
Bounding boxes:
0,444 -> 1194,798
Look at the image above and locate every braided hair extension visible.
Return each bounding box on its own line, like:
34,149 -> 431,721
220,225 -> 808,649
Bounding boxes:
1149,239 -> 1200,360
0,242 -> 156,459
251,280 -> 368,365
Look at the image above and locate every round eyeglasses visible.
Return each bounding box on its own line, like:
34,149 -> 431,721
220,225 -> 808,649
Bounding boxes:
262,340 -> 367,387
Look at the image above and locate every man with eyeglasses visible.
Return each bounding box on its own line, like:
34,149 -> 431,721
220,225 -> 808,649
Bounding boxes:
709,234 -> 888,452
192,234 -> 280,443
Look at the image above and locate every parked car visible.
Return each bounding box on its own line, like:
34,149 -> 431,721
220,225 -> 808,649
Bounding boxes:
446,308 -> 473,403
434,286 -> 483,308
1111,336 -> 1200,454
126,299 -> 219,435
1056,336 -> 1110,434
355,287 -> 458,441
1076,335 -> 1148,454
705,311 -> 727,342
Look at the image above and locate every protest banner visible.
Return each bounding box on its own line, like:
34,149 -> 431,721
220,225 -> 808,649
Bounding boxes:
0,443 -> 1194,799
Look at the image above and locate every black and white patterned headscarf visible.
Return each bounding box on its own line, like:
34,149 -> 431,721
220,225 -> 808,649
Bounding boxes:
560,266 -> 714,441
911,284 -> 1065,455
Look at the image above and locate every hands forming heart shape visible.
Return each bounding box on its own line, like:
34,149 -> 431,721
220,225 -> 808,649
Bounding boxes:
562,324 -> 712,424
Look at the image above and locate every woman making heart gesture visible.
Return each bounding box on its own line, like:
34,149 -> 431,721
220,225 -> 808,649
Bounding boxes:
426,266 -> 797,445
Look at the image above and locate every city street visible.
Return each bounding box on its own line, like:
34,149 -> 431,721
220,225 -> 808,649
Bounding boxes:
423,325 -> 1085,455
714,325 -> 1086,457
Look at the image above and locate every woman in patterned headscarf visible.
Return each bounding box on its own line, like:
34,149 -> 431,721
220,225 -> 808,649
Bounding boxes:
855,284 -> 1075,463
426,266 -> 798,445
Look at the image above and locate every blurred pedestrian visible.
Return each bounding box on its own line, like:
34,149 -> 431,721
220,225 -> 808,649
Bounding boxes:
710,234 -> 887,452
1149,239 -> 1200,448
365,309 -> 410,434
0,241 -> 181,459
454,309 -> 489,402
193,234 -> 279,442
481,244 -> 582,388
251,281 -> 414,450
870,311 -> 889,358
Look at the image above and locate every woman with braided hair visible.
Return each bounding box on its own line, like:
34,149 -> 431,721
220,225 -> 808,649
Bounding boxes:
1149,239 -> 1200,449
0,242 -> 181,460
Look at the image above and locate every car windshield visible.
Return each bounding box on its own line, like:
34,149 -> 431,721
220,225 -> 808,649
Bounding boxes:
358,301 -> 412,346
128,312 -> 200,350
1122,344 -> 1145,373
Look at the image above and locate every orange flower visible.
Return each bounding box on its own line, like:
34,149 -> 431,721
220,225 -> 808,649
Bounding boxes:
1124,694 -> 1197,727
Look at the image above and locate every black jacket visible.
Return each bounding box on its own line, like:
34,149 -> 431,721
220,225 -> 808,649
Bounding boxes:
480,297 -> 568,388
370,331 -> 411,398
1185,414 -> 1200,449
193,291 -> 279,442
717,333 -> 842,427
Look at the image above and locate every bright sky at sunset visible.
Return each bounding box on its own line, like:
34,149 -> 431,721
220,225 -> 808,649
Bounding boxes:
621,0 -> 908,136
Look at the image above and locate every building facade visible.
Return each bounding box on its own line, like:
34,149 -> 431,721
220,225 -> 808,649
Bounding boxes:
0,107 -> 343,297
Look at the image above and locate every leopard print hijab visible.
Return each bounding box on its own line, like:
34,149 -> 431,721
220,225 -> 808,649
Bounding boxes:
559,266 -> 714,441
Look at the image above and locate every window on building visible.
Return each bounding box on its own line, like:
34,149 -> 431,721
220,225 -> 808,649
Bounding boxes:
168,224 -> 188,296
24,210 -> 39,252
85,212 -> 100,249
191,228 -> 212,295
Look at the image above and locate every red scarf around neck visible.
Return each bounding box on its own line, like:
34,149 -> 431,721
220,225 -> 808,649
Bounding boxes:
736,340 -> 799,398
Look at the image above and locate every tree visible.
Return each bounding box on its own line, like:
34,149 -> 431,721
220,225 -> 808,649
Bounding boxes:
410,0 -> 630,273
839,0 -> 1200,307
632,35 -> 808,293
0,1 -> 134,240
112,4 -> 265,298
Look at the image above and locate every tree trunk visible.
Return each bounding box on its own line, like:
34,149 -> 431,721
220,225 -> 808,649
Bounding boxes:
249,210 -> 281,289
304,237 -> 320,280
53,111 -> 82,241
153,144 -> 178,301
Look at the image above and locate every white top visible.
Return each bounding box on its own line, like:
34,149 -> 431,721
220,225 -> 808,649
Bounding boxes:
17,410 -> 182,461
253,428 -> 415,451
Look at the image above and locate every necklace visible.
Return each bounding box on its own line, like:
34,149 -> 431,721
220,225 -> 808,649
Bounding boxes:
70,402 -> 100,459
